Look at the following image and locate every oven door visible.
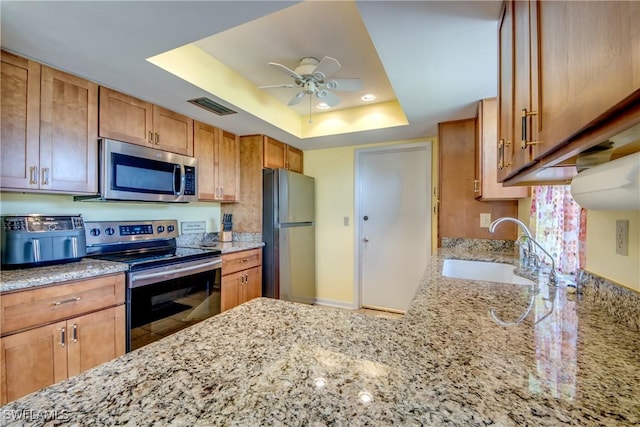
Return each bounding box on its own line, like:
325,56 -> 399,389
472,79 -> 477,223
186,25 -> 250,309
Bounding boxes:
126,257 -> 221,351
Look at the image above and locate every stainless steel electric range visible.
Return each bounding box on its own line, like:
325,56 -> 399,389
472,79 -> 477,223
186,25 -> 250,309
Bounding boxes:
85,220 -> 221,352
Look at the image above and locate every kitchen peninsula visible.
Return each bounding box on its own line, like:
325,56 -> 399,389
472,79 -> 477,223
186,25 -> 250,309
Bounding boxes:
1,248 -> 638,426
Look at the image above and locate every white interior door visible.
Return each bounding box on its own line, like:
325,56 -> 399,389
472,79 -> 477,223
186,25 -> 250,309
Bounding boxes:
357,143 -> 431,312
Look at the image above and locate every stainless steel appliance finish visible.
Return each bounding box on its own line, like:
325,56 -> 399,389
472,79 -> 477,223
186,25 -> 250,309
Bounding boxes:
1,215 -> 86,268
75,139 -> 197,203
85,220 -> 221,351
263,169 -> 316,304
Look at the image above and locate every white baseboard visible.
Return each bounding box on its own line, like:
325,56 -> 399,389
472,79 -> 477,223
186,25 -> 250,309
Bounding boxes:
313,298 -> 357,310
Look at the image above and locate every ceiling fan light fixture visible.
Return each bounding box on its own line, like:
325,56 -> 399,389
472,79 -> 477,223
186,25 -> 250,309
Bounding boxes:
361,94 -> 376,102
316,102 -> 330,110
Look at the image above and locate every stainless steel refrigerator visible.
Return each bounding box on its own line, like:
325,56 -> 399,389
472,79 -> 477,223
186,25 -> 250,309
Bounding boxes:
263,168 -> 316,304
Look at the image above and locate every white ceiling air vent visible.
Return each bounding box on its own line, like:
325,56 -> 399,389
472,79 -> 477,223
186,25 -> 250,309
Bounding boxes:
188,97 -> 237,116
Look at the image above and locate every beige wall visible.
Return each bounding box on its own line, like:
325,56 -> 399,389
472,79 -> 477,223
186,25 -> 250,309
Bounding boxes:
304,137 -> 437,307
0,193 -> 221,232
518,198 -> 639,292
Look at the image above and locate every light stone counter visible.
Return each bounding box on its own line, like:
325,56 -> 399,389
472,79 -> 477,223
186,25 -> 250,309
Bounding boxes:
0,259 -> 128,293
1,249 -> 638,426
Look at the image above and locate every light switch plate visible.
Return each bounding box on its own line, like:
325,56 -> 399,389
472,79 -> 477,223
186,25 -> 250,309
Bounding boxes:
344,216 -> 350,226
616,219 -> 629,256
480,213 -> 491,228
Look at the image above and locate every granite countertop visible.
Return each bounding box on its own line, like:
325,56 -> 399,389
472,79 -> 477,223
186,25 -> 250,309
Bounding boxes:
1,249 -> 638,425
0,259 -> 129,293
194,240 -> 265,254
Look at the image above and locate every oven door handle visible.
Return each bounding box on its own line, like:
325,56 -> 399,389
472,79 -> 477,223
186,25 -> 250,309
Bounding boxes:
129,258 -> 222,288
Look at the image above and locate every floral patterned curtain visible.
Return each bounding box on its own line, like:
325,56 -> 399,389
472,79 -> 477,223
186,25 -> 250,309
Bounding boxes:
529,186 -> 587,274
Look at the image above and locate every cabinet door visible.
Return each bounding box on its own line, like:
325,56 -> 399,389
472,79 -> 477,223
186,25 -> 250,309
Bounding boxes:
40,66 -> 98,193
99,86 -> 153,147
67,305 -> 125,377
510,0 -> 536,175
0,321 -> 67,405
534,1 -> 640,158
475,98 -> 528,200
496,2 -> 515,182
221,271 -> 242,312
263,136 -> 286,169
241,266 -> 262,304
217,130 -> 239,201
152,105 -> 193,156
0,51 -> 41,190
194,121 -> 217,201
286,145 -> 303,173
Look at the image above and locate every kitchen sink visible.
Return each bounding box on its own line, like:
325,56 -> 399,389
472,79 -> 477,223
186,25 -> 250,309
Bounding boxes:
441,259 -> 534,285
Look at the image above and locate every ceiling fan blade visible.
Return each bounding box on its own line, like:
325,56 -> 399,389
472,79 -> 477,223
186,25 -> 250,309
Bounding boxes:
287,91 -> 306,106
269,62 -> 303,80
312,56 -> 341,81
316,90 -> 340,107
324,78 -> 363,92
258,84 -> 295,89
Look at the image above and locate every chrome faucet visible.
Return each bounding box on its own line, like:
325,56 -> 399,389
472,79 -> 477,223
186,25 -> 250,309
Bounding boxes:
489,217 -> 557,285
489,217 -> 534,270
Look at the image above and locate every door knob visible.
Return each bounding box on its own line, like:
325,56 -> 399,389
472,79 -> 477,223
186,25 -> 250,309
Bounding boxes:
363,237 -> 369,242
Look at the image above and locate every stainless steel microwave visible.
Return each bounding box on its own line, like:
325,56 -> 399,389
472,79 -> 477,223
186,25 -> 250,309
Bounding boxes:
76,139 -> 197,203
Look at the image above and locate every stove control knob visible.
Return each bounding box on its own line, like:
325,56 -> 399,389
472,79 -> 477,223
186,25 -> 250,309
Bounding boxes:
105,227 -> 115,236
89,228 -> 101,237
167,225 -> 175,233
157,225 -> 165,233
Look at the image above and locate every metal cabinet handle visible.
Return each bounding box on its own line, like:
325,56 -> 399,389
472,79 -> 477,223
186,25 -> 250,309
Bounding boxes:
498,139 -> 512,170
29,166 -> 38,185
53,297 -> 81,306
31,239 -> 41,262
521,109 -> 540,149
155,132 -> 160,145
41,167 -> 49,185
60,327 -> 66,347
473,179 -> 480,193
148,131 -> 154,144
72,324 -> 78,343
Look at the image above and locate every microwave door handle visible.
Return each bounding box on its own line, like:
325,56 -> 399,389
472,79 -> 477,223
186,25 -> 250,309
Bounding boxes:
180,165 -> 186,196
173,164 -> 182,196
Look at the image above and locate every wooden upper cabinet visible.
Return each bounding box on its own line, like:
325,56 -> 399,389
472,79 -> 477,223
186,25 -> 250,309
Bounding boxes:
1,51 -> 41,190
496,2 -> 516,182
285,145 -> 304,173
152,105 -> 194,156
263,136 -> 286,169
1,52 -> 97,194
99,87 -> 193,156
194,121 -> 239,202
40,66 -> 98,193
98,86 -> 153,146
533,0 -> 640,158
263,136 -> 303,173
498,1 -> 640,185
475,98 -> 528,201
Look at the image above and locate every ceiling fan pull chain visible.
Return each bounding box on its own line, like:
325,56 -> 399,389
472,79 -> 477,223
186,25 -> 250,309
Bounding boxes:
308,95 -> 313,124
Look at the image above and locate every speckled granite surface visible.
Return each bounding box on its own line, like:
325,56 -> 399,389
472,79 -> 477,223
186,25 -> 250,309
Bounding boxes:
2,248 -> 638,426
0,259 -> 128,293
176,232 -> 264,254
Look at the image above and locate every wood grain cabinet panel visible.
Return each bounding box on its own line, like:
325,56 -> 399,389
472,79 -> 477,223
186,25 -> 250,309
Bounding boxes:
221,249 -> 262,311
285,145 -> 304,173
475,98 -> 528,200
263,136 -> 303,173
439,118 -> 518,242
194,121 -> 239,202
0,274 -> 126,404
1,51 -> 98,194
0,51 -> 41,190
99,86 -> 193,156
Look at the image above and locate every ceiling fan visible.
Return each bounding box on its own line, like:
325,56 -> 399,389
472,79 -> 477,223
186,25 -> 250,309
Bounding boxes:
259,56 -> 363,108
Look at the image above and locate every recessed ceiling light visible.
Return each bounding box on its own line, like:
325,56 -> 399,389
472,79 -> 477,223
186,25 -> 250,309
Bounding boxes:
316,102 -> 331,110
361,94 -> 376,102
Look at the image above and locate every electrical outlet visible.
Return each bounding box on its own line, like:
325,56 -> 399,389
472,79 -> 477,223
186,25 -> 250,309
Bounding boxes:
616,220 -> 629,256
480,213 -> 491,228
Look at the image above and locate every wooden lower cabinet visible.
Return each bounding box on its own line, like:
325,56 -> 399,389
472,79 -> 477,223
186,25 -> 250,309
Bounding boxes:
0,274 -> 125,404
221,249 -> 262,312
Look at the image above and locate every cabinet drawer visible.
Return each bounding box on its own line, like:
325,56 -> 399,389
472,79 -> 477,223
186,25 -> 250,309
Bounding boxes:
1,273 -> 125,336
222,249 -> 262,276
